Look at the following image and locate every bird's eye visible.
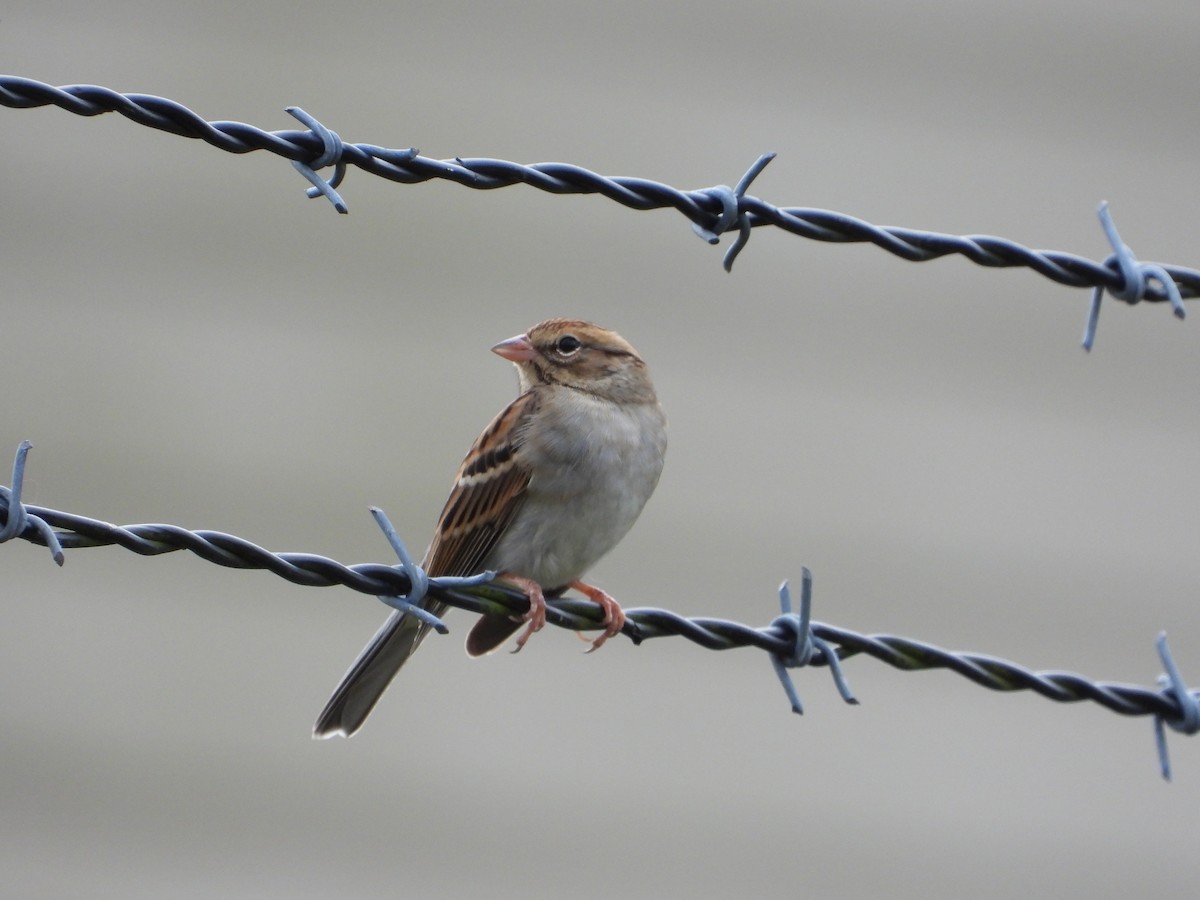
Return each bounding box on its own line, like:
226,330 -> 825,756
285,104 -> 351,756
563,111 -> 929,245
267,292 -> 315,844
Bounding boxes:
555,335 -> 582,355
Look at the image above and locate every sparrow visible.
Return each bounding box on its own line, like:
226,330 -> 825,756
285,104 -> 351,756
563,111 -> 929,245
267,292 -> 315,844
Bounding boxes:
314,318 -> 667,738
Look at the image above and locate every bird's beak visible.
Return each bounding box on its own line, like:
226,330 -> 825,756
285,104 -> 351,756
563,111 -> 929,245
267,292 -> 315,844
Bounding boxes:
491,333 -> 537,362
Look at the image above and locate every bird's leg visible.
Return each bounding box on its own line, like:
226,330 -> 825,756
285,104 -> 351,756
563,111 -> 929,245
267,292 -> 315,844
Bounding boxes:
498,571 -> 547,652
568,579 -> 625,652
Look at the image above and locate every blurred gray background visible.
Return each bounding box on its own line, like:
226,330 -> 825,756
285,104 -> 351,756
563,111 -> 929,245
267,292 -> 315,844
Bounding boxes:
5,2 -> 1200,897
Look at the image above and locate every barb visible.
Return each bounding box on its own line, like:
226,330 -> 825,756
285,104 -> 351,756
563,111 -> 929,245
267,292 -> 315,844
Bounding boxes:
769,570 -> 857,714
368,506 -> 494,630
1082,202 -> 1186,351
1153,633 -> 1200,781
2,442 -> 1194,777
285,106 -> 348,213
0,441 -> 64,565
4,76 -> 1200,314
691,151 -> 776,271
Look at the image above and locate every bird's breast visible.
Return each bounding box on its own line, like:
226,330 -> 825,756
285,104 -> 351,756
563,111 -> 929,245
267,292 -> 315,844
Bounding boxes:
483,392 -> 666,587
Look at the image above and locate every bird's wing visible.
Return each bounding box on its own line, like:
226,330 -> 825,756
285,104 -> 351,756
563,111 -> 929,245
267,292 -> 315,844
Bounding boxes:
422,389 -> 536,578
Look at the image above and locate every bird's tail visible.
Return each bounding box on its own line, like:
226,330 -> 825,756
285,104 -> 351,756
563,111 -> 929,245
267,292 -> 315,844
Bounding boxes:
313,603 -> 445,738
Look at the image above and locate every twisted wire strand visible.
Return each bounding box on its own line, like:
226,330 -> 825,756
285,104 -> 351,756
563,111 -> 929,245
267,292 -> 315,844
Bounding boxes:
1,494 -> 1184,725
4,75 -> 1200,305
5,75 -> 1199,770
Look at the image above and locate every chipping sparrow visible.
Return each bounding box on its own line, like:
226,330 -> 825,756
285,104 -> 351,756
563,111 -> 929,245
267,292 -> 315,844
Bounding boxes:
314,319 -> 667,737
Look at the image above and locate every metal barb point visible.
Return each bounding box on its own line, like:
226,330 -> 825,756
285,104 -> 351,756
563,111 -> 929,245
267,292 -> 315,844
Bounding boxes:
690,151 -> 776,272
367,506 -> 447,631
0,441 -> 64,565
1082,286 -> 1103,352
379,594 -> 449,633
369,506 -> 428,601
367,507 -> 496,635
355,143 -> 419,164
0,441 -> 32,543
768,568 -> 857,715
286,106 -> 348,214
1152,632 -> 1200,781
1084,202 -> 1185,351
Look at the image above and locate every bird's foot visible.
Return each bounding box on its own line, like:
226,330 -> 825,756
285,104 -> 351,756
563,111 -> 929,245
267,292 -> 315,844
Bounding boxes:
499,572 -> 546,653
568,579 -> 625,652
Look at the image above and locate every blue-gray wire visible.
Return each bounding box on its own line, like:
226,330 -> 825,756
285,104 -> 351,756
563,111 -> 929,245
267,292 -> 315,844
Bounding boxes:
3,75 -> 1199,312
1,453 -> 1195,779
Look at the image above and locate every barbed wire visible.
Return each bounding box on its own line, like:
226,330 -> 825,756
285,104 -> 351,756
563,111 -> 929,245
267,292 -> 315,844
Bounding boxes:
1,442 -> 1196,779
5,77 -> 1199,776
2,74 -> 1196,348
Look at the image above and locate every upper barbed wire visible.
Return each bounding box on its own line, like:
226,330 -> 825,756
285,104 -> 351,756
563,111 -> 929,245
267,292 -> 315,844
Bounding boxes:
4,75 -> 1199,327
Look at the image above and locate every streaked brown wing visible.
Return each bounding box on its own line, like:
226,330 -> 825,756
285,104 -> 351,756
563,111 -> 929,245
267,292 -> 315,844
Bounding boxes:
421,390 -> 536,578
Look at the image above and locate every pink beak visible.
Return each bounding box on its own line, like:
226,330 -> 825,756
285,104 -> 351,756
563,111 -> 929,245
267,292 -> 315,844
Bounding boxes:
492,333 -> 537,362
